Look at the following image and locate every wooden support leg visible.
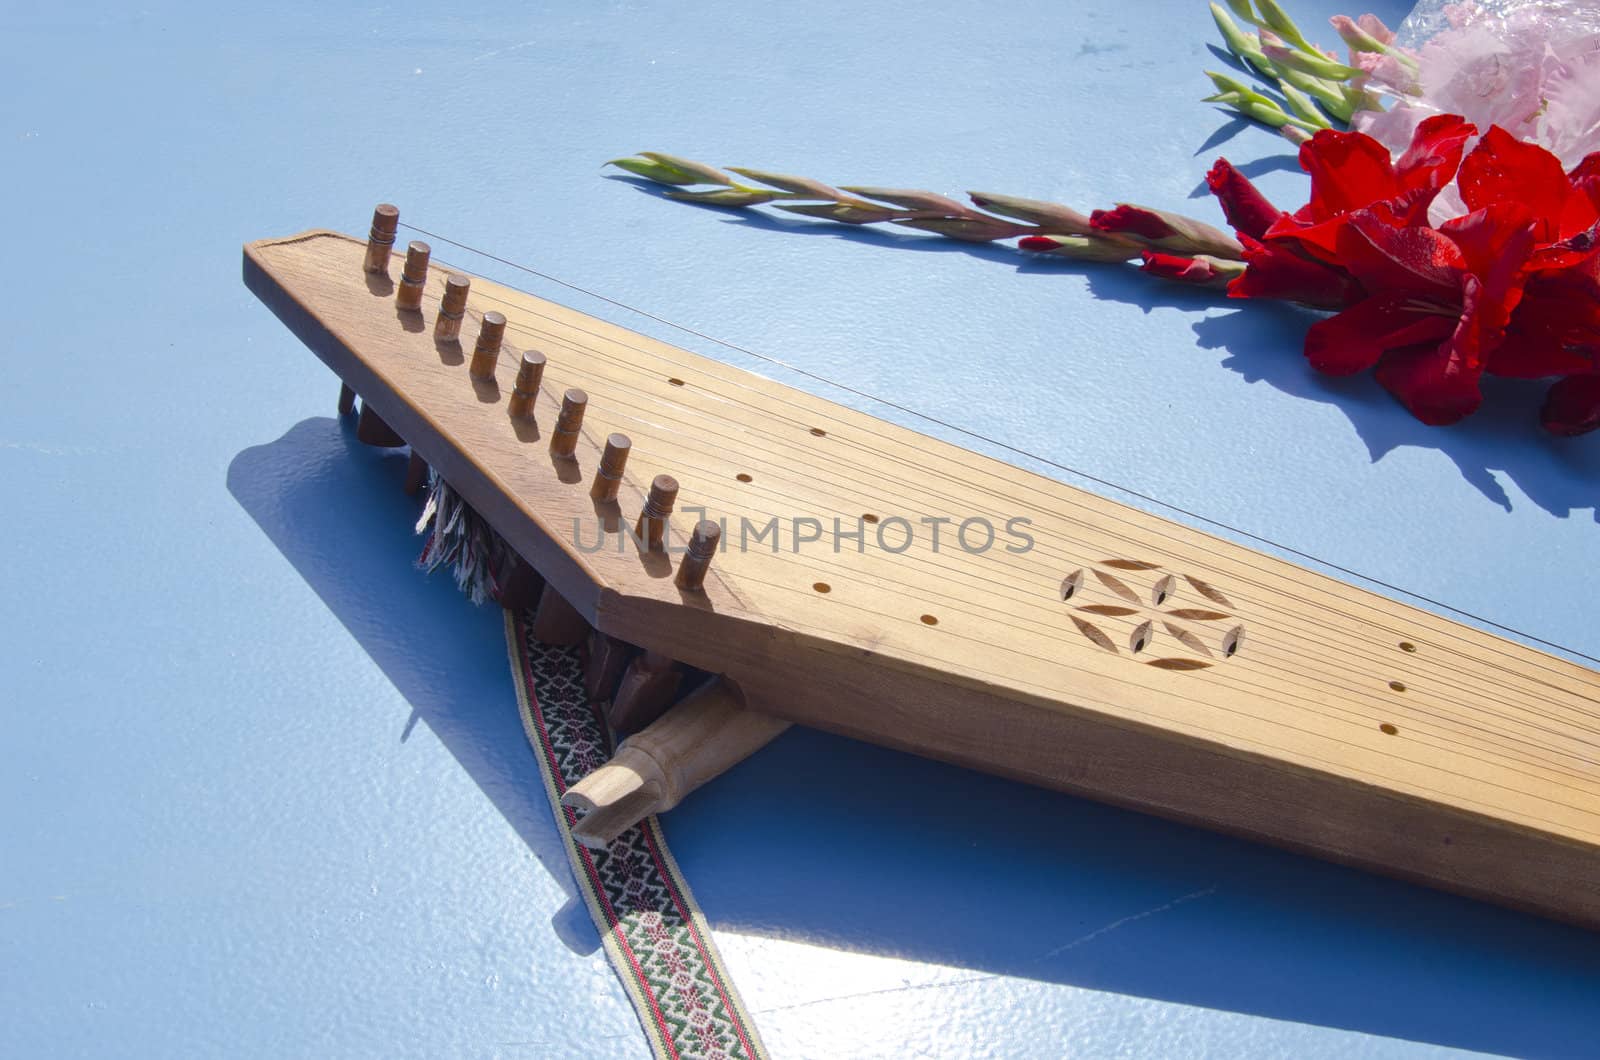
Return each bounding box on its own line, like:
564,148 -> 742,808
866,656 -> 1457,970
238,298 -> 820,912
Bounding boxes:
403,450 -> 429,495
337,383 -> 356,416
563,678 -> 790,849
355,401 -> 406,447
496,555 -> 543,614
529,581 -> 589,646
606,651 -> 681,735
585,633 -> 635,702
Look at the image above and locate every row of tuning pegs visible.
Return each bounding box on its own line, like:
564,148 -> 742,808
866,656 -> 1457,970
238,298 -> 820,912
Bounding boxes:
358,203 -> 722,591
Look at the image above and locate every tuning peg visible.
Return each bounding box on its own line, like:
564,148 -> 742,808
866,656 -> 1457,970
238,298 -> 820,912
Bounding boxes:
589,433 -> 631,501
469,311 -> 507,380
674,520 -> 721,591
635,474 -> 679,551
507,351 -> 547,418
435,274 -> 470,342
395,241 -> 430,311
363,203 -> 399,274
550,389 -> 588,458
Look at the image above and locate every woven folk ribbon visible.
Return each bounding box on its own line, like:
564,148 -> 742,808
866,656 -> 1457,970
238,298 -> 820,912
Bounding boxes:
503,610 -> 767,1060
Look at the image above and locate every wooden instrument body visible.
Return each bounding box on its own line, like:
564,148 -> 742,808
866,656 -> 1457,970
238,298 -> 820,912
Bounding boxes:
245,229 -> 1600,929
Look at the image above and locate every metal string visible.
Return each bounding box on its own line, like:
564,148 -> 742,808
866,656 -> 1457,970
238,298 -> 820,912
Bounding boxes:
368,234 -> 1600,822
390,225 -> 1600,755
458,295 -> 1600,793
397,221 -> 1600,672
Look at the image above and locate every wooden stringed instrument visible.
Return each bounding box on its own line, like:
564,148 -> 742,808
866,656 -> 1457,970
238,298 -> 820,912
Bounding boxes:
243,207 -> 1600,930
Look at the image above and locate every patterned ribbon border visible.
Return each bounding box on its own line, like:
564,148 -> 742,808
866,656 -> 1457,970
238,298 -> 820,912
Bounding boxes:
503,610 -> 767,1060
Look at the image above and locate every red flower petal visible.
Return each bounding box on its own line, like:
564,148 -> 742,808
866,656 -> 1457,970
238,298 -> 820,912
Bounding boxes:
1205,159 -> 1282,239
1298,129 -> 1400,221
1541,375 -> 1600,436
1090,205 -> 1175,240
1491,271 -> 1600,378
1140,251 -> 1216,283
1526,220 -> 1600,273
1437,204 -> 1536,341
1569,152 -> 1600,182
1260,188 -> 1436,268
1457,126 -> 1585,241
1395,114 -> 1477,196
1303,292 -> 1455,375
1374,342 -> 1485,425
1372,276 -> 1492,426
1439,204 -> 1536,278
1228,234 -> 1361,309
1334,209 -> 1464,300
1490,333 -> 1597,379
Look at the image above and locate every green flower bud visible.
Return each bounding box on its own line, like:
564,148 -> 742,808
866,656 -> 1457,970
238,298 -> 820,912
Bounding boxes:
663,187 -> 778,207
607,156 -> 711,186
638,152 -> 734,186
896,217 -> 1035,242
1277,79 -> 1333,128
726,167 -> 841,199
838,186 -> 982,218
1016,234 -> 1144,262
1254,0 -> 1313,50
774,202 -> 908,224
1261,41 -> 1360,81
1274,65 -> 1355,121
1209,3 -> 1274,77
966,192 -> 1095,234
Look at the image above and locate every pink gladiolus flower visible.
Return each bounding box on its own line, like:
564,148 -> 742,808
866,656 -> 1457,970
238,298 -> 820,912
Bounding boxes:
1348,2 -> 1600,173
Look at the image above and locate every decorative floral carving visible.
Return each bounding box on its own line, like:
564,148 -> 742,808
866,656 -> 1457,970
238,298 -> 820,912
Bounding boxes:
1061,559 -> 1246,670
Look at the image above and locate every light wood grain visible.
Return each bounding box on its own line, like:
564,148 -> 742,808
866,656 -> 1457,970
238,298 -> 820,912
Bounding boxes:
245,229 -> 1600,928
563,678 -> 792,849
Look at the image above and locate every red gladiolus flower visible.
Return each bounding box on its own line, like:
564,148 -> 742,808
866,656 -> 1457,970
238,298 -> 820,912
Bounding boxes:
1138,251 -> 1239,288
1206,115 -> 1600,434
1205,159 -> 1282,239
1489,270 -> 1600,379
1227,235 -> 1358,309
1266,115 -> 1477,264
1090,204 -> 1176,240
1541,375 -> 1600,436
1458,127 -> 1599,243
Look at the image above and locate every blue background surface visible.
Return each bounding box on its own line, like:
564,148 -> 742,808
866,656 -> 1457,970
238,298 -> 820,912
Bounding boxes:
4,1 -> 1598,1056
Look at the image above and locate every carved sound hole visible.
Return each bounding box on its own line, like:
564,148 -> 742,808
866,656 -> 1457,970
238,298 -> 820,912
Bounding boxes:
1059,560 -> 1244,671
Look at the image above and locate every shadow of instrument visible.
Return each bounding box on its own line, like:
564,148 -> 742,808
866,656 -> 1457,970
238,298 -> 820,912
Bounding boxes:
243,206 -> 1600,930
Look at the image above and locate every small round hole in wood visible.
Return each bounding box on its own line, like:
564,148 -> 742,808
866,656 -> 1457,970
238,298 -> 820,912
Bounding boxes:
1379,722 -> 1399,735
920,614 -> 938,626
667,377 -> 685,386
812,582 -> 831,594
1399,641 -> 1417,653
736,473 -> 753,483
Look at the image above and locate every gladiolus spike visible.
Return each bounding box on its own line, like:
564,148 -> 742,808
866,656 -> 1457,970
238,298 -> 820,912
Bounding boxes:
639,152 -> 735,186
663,187 -> 779,207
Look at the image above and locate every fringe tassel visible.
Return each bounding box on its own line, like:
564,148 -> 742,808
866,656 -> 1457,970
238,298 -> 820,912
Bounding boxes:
415,469 -> 512,605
